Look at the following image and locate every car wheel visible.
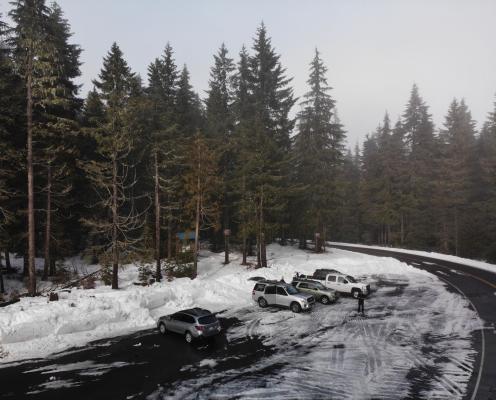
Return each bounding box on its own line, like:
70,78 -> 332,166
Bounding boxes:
185,331 -> 193,343
320,295 -> 330,305
258,298 -> 268,308
290,302 -> 302,313
352,289 -> 360,299
158,322 -> 167,335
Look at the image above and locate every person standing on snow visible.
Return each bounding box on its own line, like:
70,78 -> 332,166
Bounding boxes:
357,291 -> 366,315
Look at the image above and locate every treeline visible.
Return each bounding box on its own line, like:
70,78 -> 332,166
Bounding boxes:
0,1 -> 495,296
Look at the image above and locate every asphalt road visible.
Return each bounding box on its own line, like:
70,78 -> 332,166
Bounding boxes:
331,244 -> 496,400
1,247 -> 495,400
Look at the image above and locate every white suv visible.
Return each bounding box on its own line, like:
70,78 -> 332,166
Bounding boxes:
298,271 -> 370,298
252,281 -> 315,313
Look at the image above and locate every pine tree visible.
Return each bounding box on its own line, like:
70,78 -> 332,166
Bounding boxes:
38,3 -> 82,279
205,43 -> 235,261
242,23 -> 296,267
82,43 -> 144,289
402,84 -> 438,248
182,133 -> 221,276
9,0 -> 55,295
436,99 -> 476,255
176,65 -> 202,137
146,43 -> 179,281
292,49 -> 345,251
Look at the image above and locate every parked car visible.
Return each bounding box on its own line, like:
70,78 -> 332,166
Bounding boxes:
157,308 -> 221,343
297,271 -> 371,298
252,280 -> 315,313
291,278 -> 339,304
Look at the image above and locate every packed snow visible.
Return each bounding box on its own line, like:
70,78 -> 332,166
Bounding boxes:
330,242 -> 496,274
150,247 -> 481,400
0,245 -> 482,399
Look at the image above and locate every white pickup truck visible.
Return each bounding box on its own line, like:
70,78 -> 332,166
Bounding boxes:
296,269 -> 371,298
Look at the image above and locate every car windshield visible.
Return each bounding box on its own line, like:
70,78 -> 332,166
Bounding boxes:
286,285 -> 299,295
198,315 -> 217,325
346,275 -> 357,283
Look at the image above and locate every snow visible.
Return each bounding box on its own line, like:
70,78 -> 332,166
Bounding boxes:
329,242 -> 496,274
0,244 -> 482,399
149,247 -> 480,400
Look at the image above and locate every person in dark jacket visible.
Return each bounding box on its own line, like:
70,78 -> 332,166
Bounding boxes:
357,292 -> 366,314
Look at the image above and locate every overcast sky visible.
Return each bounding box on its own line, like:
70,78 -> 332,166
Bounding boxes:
2,0 -> 496,146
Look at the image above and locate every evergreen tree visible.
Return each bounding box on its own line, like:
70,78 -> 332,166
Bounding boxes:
205,43 -> 235,260
146,43 -> 179,281
436,99 -> 476,255
38,3 -> 82,279
176,65 -> 202,136
82,43 -> 144,289
292,49 -> 345,251
9,0 -> 54,295
182,133 -> 220,276
402,84 -> 437,248
243,23 -> 296,267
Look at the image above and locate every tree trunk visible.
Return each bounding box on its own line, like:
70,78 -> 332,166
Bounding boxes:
259,187 -> 267,268
242,233 -> 247,265
111,155 -> 119,289
224,232 -> 229,264
27,50 -> 36,296
193,182 -> 200,278
5,250 -> 11,269
23,252 -> 28,276
154,150 -> 161,282
0,263 -> 4,294
42,164 -> 52,281
454,208 -> 459,256
400,213 -> 405,245
167,220 -> 172,260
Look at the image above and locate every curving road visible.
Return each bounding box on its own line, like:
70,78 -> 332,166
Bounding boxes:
331,244 -> 496,400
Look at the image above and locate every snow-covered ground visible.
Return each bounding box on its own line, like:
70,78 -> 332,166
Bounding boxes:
330,242 -> 496,274
0,245 -> 482,399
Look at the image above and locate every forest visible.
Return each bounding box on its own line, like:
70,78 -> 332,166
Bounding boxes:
1,1 -> 496,296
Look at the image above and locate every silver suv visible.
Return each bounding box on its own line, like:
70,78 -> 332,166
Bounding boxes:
157,308 -> 221,343
252,281 -> 315,313
292,278 -> 339,304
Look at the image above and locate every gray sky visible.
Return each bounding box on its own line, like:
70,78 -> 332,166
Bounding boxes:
2,0 -> 496,146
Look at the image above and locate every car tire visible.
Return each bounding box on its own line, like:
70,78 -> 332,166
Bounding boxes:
290,302 -> 302,313
158,322 -> 167,335
185,331 -> 193,344
352,289 -> 360,299
258,298 -> 268,308
320,295 -> 330,305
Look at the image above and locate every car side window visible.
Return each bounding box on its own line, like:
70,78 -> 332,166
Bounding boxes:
328,275 -> 336,282
265,285 -> 276,294
307,284 -> 316,290
173,313 -> 184,321
276,286 -> 288,296
184,315 -> 195,324
299,283 -> 308,289
254,283 -> 266,292
338,276 -> 345,283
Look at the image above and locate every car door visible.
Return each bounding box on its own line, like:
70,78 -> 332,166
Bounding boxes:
276,286 -> 291,307
264,285 -> 276,305
297,282 -> 309,295
306,283 -> 318,297
337,276 -> 346,292
326,275 -> 337,290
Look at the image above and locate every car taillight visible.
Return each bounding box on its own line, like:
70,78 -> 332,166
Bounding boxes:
252,290 -> 255,295
195,325 -> 204,331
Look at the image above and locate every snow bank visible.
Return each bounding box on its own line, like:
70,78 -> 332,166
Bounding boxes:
330,242 -> 496,274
